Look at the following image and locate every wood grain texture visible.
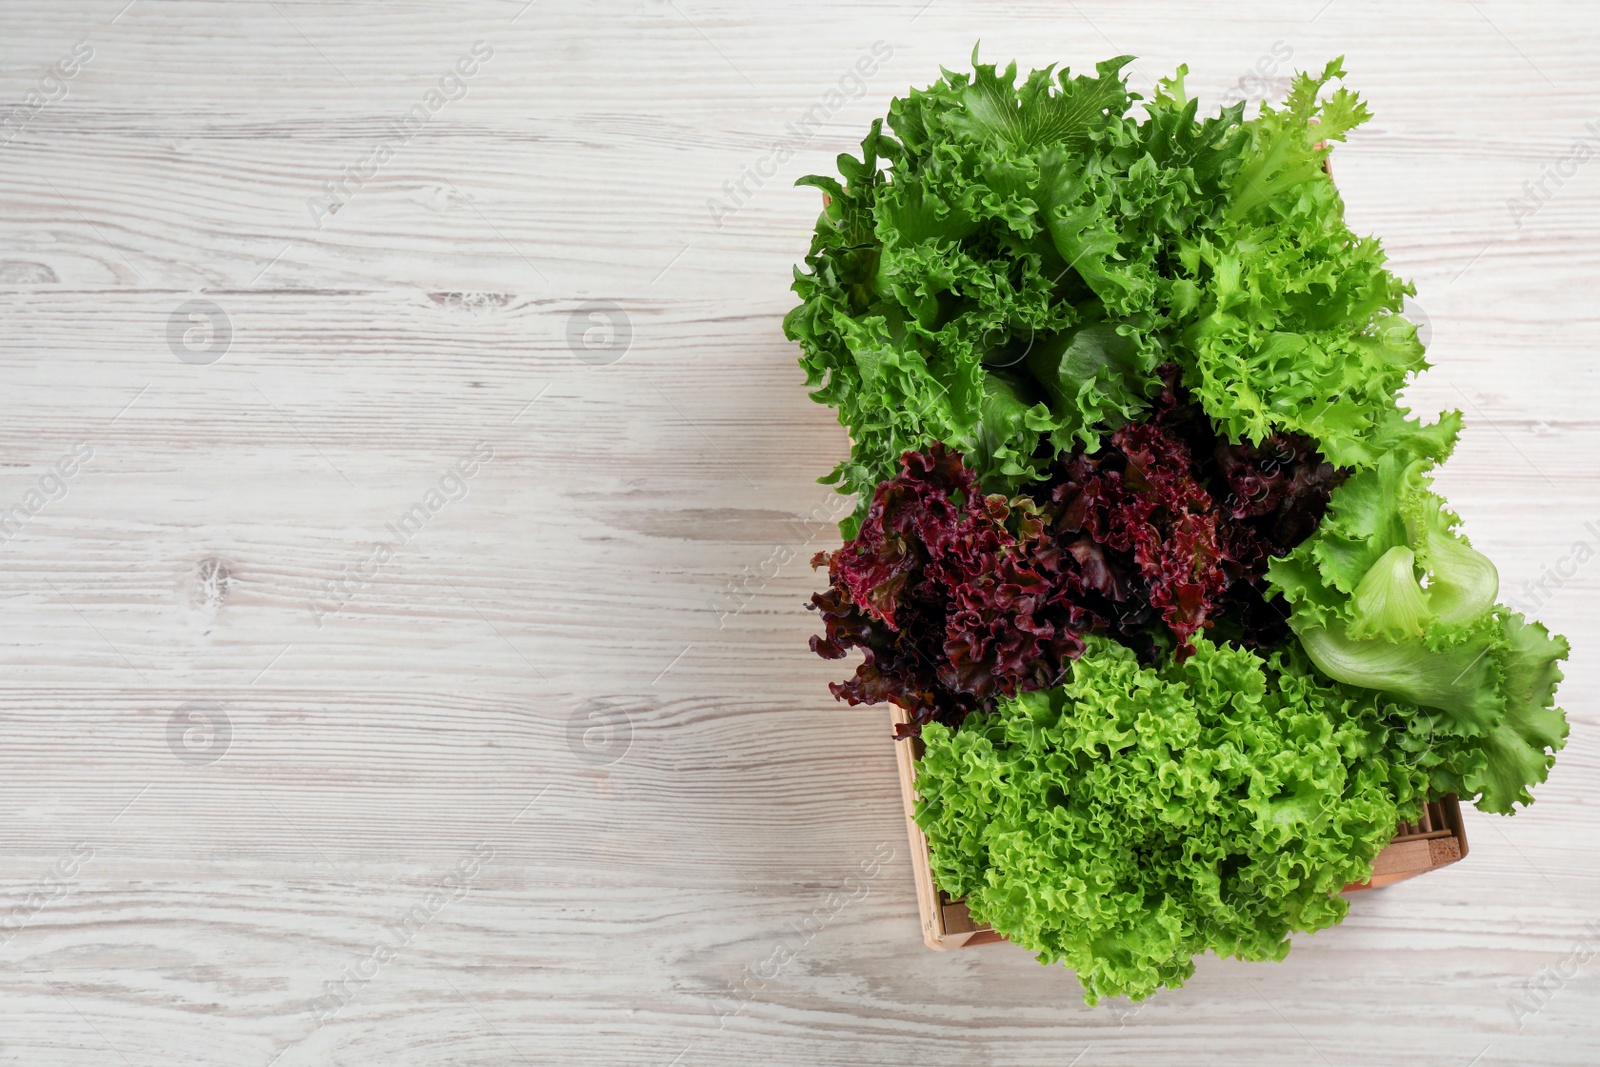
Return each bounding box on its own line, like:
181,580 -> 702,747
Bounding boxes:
1,1 -> 1598,1063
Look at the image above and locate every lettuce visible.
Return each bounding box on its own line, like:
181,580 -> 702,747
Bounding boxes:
790,51 -> 1569,997
1265,423 -> 1570,813
1179,63 -> 1426,468
915,636 -> 1428,1003
786,52 -> 1427,536
811,376 -> 1341,733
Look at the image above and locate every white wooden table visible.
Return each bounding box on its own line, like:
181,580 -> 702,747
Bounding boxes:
2,2 -> 1596,1063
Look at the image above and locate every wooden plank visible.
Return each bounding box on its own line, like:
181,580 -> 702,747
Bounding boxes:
0,1 -> 1596,1063
890,705 -> 947,949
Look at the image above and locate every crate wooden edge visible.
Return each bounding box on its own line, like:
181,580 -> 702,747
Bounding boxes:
1344,791 -> 1469,892
890,707 -> 1008,949
890,704 -> 1469,949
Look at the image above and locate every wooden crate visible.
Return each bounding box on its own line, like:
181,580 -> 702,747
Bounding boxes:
890,705 -> 1469,950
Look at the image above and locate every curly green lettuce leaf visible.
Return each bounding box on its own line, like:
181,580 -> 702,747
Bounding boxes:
1176,60 -> 1428,468
915,636 -> 1426,1003
787,53 -> 1437,535
785,55 -> 1248,532
1293,617 -> 1505,733
938,51 -> 1135,150
1266,423 -> 1569,813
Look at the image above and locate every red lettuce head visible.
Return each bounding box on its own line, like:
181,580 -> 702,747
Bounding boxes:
809,371 -> 1342,733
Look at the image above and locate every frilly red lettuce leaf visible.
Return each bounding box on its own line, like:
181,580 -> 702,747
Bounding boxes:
810,376 -> 1342,733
